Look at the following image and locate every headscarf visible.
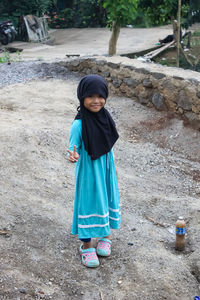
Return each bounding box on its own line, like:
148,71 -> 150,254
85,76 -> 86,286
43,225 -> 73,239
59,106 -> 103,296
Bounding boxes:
75,74 -> 119,160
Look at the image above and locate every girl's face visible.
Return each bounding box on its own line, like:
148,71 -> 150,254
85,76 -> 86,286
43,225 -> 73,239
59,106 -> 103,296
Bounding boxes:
84,94 -> 105,112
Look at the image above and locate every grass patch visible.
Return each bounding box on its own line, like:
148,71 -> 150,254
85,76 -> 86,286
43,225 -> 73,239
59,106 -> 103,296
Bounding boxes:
192,30 -> 200,37
0,50 -> 22,64
154,29 -> 200,72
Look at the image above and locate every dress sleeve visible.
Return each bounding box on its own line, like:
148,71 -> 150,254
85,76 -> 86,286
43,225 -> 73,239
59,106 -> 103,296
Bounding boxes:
68,120 -> 82,154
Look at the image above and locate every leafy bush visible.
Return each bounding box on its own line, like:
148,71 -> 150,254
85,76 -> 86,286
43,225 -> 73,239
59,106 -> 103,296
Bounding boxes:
0,0 -> 53,32
47,9 -> 75,28
138,0 -> 200,27
0,0 -> 52,18
0,50 -> 22,63
73,0 -> 106,28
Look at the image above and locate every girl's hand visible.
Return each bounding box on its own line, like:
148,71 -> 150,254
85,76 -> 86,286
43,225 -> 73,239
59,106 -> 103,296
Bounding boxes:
67,145 -> 79,163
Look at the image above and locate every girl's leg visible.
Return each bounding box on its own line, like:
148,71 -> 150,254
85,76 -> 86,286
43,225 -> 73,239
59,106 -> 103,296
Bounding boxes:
79,238 -> 99,267
96,235 -> 111,257
80,238 -> 93,249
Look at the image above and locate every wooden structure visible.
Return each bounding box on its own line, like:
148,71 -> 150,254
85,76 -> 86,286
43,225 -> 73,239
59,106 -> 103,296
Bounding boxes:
23,15 -> 50,43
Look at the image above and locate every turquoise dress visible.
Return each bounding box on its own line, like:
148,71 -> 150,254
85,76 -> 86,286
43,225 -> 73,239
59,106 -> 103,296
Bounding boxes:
69,119 -> 121,239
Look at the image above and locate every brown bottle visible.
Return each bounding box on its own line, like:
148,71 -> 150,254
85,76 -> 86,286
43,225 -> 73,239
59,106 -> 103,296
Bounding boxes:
175,216 -> 186,251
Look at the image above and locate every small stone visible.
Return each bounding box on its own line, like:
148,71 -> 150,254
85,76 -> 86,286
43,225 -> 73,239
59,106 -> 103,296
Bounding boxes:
173,75 -> 184,80
152,93 -> 166,111
142,79 -> 152,88
188,78 -> 199,85
102,71 -> 110,77
96,60 -> 107,66
136,68 -> 150,75
112,78 -> 122,88
178,107 -> 184,114
20,288 -> 26,294
127,242 -> 134,246
70,60 -> 80,67
118,280 -> 122,284
176,90 -> 192,111
138,94 -> 149,104
123,78 -> 138,87
151,72 -> 166,79
108,62 -> 120,69
197,91 -> 200,98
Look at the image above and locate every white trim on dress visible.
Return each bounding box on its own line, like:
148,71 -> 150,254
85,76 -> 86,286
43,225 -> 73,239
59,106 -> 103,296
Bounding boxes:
78,222 -> 110,228
78,213 -> 109,219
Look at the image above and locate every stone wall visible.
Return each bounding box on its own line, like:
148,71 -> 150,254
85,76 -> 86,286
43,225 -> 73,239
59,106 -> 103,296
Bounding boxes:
59,55 -> 200,129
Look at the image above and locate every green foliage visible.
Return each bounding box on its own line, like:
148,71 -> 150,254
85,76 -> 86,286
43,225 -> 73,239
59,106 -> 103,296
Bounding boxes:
0,0 -> 52,26
0,0 -> 54,34
192,30 -> 200,37
138,0 -> 200,27
103,0 -> 138,27
73,0 -> 106,28
0,51 -> 11,63
138,0 -> 180,25
2,0 -> 52,17
48,0 -> 106,28
133,8 -> 152,27
47,9 -> 75,28
0,50 -> 22,64
186,0 -> 200,28
0,0 -> 199,30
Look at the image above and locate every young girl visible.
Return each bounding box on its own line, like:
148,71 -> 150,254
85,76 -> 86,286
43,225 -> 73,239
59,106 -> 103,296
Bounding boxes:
67,74 -> 120,268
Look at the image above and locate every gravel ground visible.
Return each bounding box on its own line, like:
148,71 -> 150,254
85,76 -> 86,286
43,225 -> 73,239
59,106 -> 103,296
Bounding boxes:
0,61 -> 200,300
0,61 -> 79,88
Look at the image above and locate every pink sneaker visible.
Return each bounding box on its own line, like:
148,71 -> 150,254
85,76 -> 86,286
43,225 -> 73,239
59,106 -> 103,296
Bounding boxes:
79,245 -> 99,268
96,238 -> 112,257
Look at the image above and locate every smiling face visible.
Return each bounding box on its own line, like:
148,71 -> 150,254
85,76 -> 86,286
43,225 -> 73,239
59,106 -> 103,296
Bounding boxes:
83,94 -> 106,112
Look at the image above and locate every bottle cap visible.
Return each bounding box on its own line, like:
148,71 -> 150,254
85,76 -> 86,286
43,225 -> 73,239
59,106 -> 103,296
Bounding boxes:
178,216 -> 184,220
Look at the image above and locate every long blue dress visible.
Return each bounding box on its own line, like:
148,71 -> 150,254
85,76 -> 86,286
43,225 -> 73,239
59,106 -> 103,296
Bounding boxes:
69,119 -> 121,239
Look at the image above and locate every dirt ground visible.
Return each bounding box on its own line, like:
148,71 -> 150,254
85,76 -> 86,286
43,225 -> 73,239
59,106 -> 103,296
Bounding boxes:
0,24 -> 200,300
9,26 -> 174,60
4,24 -> 199,61
0,71 -> 200,299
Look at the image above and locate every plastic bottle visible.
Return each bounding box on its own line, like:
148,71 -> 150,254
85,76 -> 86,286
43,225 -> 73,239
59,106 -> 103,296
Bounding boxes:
175,216 -> 186,251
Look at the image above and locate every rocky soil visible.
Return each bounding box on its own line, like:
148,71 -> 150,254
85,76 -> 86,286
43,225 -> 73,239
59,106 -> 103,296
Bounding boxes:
0,61 -> 200,300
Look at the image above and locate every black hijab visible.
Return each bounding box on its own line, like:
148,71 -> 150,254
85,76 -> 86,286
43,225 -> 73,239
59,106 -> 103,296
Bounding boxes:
75,74 -> 119,160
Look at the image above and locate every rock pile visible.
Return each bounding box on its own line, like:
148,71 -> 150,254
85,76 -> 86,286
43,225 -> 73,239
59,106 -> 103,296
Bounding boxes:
62,55 -> 200,129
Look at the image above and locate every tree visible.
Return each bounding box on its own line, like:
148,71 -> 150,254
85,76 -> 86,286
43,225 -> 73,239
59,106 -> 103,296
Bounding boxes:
0,0 -> 52,20
186,0 -> 200,28
103,0 -> 138,56
0,0 -> 54,29
177,0 -> 181,67
138,0 -> 200,27
73,0 -> 106,28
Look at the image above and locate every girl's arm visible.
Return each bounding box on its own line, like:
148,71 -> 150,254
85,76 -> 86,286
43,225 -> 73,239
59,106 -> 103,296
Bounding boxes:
67,120 -> 82,163
67,145 -> 79,162
112,148 -> 119,180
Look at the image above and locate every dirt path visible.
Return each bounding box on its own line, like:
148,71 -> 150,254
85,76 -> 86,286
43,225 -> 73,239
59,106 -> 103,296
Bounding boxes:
0,73 -> 200,299
8,26 -> 174,60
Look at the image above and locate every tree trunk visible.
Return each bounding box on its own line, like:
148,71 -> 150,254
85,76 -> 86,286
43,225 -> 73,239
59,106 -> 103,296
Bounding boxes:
108,21 -> 120,56
177,0 -> 181,67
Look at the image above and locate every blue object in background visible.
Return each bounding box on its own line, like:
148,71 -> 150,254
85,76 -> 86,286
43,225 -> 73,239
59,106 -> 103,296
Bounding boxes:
194,296 -> 200,300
